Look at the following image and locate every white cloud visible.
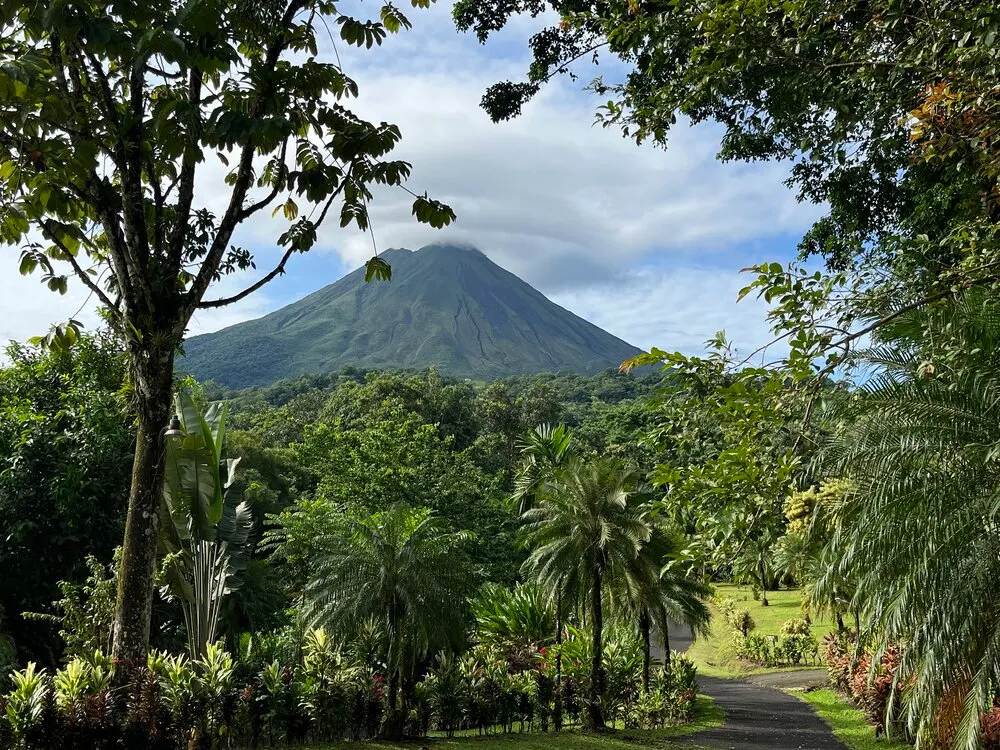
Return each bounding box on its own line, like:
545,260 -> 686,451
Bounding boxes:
549,265 -> 783,359
323,68 -> 819,293
0,3 -> 819,360
0,265 -> 103,347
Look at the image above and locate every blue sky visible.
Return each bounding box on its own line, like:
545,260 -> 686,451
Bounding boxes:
0,1 -> 821,360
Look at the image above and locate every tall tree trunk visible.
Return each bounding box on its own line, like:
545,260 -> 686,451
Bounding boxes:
759,559 -> 769,607
111,348 -> 175,676
383,669 -> 404,740
836,611 -> 845,632
554,591 -> 563,732
662,622 -> 671,668
588,568 -> 605,730
639,608 -> 651,693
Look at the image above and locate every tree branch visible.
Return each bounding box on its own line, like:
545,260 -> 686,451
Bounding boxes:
198,246 -> 297,309
41,221 -> 119,314
167,66 -> 203,266
182,0 -> 309,320
236,137 -> 290,221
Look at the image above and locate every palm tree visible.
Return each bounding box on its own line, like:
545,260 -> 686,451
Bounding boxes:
817,290 -> 1000,748
511,423 -> 573,516
610,521 -> 711,690
520,458 -> 648,730
511,423 -> 575,727
302,504 -> 469,739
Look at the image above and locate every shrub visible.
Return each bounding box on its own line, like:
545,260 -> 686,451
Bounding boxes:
821,631 -> 854,691
738,633 -> 774,665
848,645 -> 903,732
821,633 -> 906,737
982,706 -> 1000,750
423,652 -> 467,737
1,623 -> 705,746
627,655 -> 698,730
728,608 -> 756,636
775,634 -> 817,666
780,618 -> 811,637
3,663 -> 48,750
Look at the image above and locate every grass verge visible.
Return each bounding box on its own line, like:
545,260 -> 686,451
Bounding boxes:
687,583 -> 837,678
799,688 -> 911,750
306,695 -> 721,750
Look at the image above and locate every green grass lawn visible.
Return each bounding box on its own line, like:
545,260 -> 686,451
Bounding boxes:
686,583 -> 838,678
305,696 -> 721,750
800,689 -> 912,750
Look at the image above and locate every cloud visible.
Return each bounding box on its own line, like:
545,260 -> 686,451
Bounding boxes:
0,3 -> 818,361
549,264 -> 782,359
322,38 -> 820,292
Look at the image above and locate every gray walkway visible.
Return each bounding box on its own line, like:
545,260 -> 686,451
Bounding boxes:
659,623 -> 845,750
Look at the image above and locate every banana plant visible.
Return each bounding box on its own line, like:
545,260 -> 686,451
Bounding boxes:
159,391 -> 252,658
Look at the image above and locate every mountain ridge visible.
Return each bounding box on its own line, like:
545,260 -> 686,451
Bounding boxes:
180,243 -> 641,388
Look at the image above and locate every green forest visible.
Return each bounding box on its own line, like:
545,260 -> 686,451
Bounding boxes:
1,0 -> 999,748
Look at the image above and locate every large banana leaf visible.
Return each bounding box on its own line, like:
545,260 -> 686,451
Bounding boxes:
159,391 -> 254,656
163,391 -> 227,540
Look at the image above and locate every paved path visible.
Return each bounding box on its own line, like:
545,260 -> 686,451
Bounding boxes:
680,676 -> 845,750
658,623 -> 845,750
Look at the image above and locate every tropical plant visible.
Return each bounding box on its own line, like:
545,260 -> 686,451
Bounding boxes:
159,391 -> 253,658
23,553 -> 118,661
472,583 -> 555,660
520,457 -> 648,729
422,651 -> 468,737
608,521 -> 710,689
0,336 -> 131,663
511,423 -> 573,516
818,290 -> 1000,748
297,504 -> 470,739
2,662 -> 48,749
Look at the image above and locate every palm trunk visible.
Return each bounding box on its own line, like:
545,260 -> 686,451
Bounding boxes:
836,611 -> 845,632
112,349 -> 175,677
759,559 -> 769,607
383,670 -> 404,740
588,567 -> 605,730
662,623 -> 671,668
554,591 -> 563,732
639,608 -> 651,693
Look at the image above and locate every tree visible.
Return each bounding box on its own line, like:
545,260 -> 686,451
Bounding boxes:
294,504 -> 470,739
511,423 -> 573,516
290,401 -> 515,583
628,340 -> 799,598
819,290 -> 1000,748
608,522 -> 710,688
0,335 -> 131,664
0,0 -> 455,670
456,0 -> 1000,388
520,458 -> 647,729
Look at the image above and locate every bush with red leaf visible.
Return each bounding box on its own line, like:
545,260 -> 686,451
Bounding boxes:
981,705 -> 1000,750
